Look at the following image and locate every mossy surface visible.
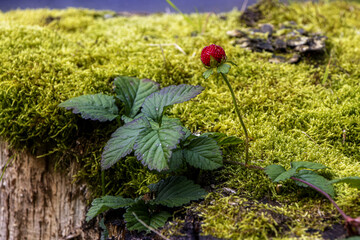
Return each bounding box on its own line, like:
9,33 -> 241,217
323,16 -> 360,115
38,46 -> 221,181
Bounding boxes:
0,1 -> 360,239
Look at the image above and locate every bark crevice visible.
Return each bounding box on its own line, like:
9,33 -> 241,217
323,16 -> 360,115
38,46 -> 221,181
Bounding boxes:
0,141 -> 99,239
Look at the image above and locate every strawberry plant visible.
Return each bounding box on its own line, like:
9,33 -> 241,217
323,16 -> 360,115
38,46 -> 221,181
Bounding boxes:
85,176 -> 207,232
59,76 -> 243,232
201,44 -> 250,164
201,44 -> 360,237
59,76 -> 226,172
265,161 -> 360,236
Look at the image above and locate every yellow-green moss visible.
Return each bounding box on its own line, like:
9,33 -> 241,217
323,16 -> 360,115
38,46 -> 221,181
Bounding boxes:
0,1 -> 360,238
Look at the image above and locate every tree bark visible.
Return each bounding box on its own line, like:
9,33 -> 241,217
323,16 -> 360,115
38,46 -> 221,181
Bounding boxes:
0,141 -> 99,240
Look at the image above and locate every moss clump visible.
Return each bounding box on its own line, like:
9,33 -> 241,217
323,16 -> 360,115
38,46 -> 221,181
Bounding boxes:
0,1 -> 360,238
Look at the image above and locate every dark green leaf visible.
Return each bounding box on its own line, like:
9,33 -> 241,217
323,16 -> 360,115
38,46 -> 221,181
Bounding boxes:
183,136 -> 223,170
114,76 -> 160,118
217,63 -> 231,74
148,176 -> 207,207
121,113 -> 145,124
162,115 -> 183,126
330,176 -> 360,189
181,127 -> 192,142
293,170 -> 321,187
201,132 -> 243,146
86,195 -> 134,222
168,149 -> 184,171
274,168 -> 297,182
218,136 -> 244,146
99,218 -> 109,240
295,170 -> 335,197
121,115 -> 134,124
265,164 -> 286,181
59,93 -> 118,122
203,68 -> 214,79
272,161 -> 327,183
201,132 -> 225,141
290,161 -> 327,170
134,118 -> 184,171
102,118 -> 146,169
124,201 -> 171,232
141,84 -> 204,123
345,237 -> 360,240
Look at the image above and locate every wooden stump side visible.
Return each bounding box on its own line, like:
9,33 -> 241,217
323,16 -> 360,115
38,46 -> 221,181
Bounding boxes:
0,141 -> 98,240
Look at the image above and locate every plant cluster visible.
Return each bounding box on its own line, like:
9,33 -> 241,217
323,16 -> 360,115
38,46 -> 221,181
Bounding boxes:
265,161 -> 360,236
1,3 -> 359,238
85,176 -> 207,232
59,43 -> 360,238
201,44 -> 360,238
59,75 -> 242,233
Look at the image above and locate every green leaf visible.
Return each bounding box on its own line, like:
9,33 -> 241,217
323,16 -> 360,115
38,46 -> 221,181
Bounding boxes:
86,195 -> 134,222
218,136 -> 244,146
290,161 -> 327,170
141,84 -> 204,123
181,127 -> 193,142
99,218 -> 109,240
201,132 -> 243,146
272,161 -> 327,183
58,93 -> 119,122
121,112 -> 145,124
265,164 -> 286,181
114,76 -> 160,118
345,237 -> 360,240
183,136 -> 223,170
274,168 -> 298,182
203,68 -> 214,79
121,115 -> 134,124
217,63 -> 231,74
295,170 -> 335,197
148,176 -> 207,207
102,118 -> 147,169
330,176 -> 360,189
168,149 -> 184,171
124,200 -> 171,232
201,132 -> 224,140
134,118 -> 184,171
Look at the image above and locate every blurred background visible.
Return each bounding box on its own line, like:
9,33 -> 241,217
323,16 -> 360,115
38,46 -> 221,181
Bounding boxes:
0,0 -> 257,13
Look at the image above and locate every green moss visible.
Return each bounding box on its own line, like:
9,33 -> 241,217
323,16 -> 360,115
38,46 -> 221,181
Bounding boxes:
0,1 -> 360,238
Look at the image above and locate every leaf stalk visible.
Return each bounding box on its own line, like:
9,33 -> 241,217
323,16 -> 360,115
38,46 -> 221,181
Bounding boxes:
290,176 -> 348,220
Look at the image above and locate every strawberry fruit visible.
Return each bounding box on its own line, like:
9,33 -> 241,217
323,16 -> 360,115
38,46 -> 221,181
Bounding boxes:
201,44 -> 227,67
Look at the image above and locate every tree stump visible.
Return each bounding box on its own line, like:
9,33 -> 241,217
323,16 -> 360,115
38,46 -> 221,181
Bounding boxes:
0,141 -> 98,239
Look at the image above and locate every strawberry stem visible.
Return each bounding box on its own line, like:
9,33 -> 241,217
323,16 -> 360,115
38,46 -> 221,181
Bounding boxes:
290,176 -> 349,221
101,170 -> 106,196
220,72 -> 249,164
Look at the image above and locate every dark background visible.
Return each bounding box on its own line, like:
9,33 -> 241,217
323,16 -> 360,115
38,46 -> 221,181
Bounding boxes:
0,0 -> 257,13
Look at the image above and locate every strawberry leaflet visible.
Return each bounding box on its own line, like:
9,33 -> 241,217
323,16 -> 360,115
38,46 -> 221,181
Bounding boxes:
101,118 -> 147,169
134,118 -> 184,171
148,176 -> 207,207
141,84 -> 204,123
114,76 -> 160,118
58,93 -> 119,122
124,201 -> 171,232
183,136 -> 223,170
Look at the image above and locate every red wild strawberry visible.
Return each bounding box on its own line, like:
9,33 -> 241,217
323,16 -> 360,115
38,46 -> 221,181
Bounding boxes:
200,44 -> 226,67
